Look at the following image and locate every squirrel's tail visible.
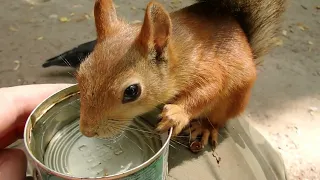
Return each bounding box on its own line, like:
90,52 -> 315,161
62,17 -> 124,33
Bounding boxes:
198,0 -> 286,63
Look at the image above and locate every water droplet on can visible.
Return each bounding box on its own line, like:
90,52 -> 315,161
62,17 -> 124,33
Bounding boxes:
90,162 -> 102,169
78,145 -> 87,151
114,148 -> 123,155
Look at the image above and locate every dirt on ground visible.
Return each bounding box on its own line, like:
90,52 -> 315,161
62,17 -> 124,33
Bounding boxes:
0,0 -> 319,179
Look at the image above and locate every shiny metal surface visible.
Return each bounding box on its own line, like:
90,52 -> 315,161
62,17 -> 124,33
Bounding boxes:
23,84 -> 172,180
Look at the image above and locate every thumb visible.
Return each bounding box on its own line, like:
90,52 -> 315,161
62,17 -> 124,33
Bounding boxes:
0,149 -> 27,180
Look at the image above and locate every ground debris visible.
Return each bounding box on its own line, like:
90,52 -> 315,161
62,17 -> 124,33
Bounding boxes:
301,5 -> 308,10
212,152 -> 221,164
13,60 -> 20,71
297,23 -> 309,31
72,4 -> 83,8
75,14 -> 91,22
273,37 -> 284,46
282,30 -> 287,36
9,26 -> 18,32
131,20 -> 142,24
171,0 -> 182,4
49,14 -> 58,19
308,106 -> 318,116
59,17 -> 71,22
84,14 -> 90,20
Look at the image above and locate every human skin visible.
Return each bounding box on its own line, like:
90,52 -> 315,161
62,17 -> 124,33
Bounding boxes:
0,84 -> 72,180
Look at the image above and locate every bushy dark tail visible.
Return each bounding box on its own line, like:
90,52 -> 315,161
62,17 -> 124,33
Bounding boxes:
199,0 -> 286,63
42,40 -> 96,68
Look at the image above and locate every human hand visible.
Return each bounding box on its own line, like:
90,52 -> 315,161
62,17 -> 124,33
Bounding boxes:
0,84 -> 72,180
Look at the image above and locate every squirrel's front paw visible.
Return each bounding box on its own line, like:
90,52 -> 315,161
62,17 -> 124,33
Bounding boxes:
156,104 -> 190,136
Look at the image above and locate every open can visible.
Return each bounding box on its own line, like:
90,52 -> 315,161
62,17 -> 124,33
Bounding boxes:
23,84 -> 172,180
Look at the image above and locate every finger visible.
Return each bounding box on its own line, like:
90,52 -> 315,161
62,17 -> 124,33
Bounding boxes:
191,128 -> 202,140
0,120 -> 25,149
182,122 -> 198,135
156,120 -> 172,132
201,129 -> 210,146
0,128 -> 19,149
0,84 -> 72,138
173,123 -> 186,136
189,122 -> 200,132
0,149 -> 27,180
210,129 -> 219,147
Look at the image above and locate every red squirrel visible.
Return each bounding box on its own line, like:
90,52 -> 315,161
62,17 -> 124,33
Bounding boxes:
76,0 -> 286,149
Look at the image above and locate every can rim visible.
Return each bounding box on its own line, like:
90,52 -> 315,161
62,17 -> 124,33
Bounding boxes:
23,84 -> 173,179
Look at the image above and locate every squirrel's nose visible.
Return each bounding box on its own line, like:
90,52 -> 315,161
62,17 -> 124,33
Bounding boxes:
79,124 -> 96,137
80,128 -> 96,137
79,117 -> 97,137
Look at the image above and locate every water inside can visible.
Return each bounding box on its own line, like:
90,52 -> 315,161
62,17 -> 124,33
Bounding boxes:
43,118 -> 162,178
28,93 -> 164,179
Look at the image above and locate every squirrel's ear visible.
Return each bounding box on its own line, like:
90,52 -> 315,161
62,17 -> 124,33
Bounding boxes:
139,2 -> 172,55
94,0 -> 118,41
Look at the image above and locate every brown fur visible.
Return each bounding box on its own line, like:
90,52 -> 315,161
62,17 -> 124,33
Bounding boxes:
76,0 -> 286,147
198,0 -> 287,63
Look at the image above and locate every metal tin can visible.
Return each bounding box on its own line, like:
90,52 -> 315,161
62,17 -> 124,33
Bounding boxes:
24,84 -> 172,180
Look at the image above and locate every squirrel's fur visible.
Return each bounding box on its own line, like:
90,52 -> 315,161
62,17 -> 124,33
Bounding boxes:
76,0 -> 286,148
199,0 -> 286,63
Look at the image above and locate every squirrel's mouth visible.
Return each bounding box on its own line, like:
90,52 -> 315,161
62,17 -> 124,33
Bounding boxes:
80,127 -> 125,140
95,130 -> 125,142
79,117 -> 132,139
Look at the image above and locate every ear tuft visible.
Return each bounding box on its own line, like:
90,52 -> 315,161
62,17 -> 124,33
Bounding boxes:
139,1 -> 172,56
94,0 -> 118,41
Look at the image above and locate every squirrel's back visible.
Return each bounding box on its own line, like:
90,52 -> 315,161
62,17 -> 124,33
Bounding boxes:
197,0 -> 286,63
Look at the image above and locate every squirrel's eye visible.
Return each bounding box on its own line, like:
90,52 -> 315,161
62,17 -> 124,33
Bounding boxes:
122,84 -> 141,103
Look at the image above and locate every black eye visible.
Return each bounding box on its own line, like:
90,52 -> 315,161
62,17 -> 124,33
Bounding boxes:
122,84 -> 141,103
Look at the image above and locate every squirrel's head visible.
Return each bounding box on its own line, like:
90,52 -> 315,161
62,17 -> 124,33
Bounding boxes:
76,0 -> 176,138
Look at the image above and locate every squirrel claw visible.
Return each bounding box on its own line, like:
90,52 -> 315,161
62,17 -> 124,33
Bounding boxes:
156,104 -> 190,136
210,128 -> 219,149
187,120 -> 219,151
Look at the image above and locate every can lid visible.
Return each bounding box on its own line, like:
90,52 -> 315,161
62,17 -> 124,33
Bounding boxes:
43,118 -> 163,178
23,84 -> 173,179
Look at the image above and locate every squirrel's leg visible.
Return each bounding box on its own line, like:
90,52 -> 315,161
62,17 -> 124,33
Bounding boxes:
158,79 -> 254,151
156,79 -> 222,136
187,112 -> 225,150
187,119 -> 221,148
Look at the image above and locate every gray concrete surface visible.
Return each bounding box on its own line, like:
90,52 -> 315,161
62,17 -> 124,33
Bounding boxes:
0,0 -> 319,179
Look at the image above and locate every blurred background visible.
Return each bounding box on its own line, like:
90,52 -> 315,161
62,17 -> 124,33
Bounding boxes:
0,0 -> 319,179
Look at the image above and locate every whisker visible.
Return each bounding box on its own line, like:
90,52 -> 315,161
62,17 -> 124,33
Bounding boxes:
119,124 -> 194,140
122,127 -> 159,134
122,126 -> 190,137
67,72 -> 76,79
206,118 -> 224,139
108,124 -> 190,151
143,140 -> 155,154
170,138 -> 189,148
62,56 -> 72,67
123,134 -> 143,151
142,134 -> 178,150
